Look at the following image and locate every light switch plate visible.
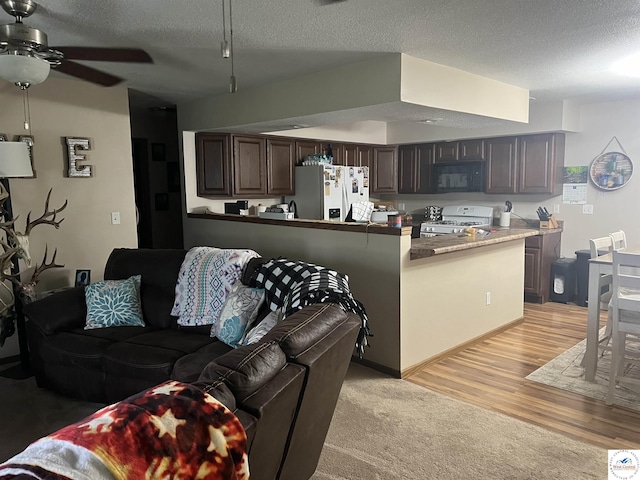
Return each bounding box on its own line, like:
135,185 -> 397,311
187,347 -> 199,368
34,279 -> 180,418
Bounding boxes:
111,212 -> 121,224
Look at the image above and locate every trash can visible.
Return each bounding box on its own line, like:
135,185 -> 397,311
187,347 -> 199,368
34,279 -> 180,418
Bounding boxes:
550,257 -> 576,304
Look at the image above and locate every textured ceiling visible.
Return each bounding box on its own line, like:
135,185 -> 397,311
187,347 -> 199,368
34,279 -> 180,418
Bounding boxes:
4,0 -> 640,125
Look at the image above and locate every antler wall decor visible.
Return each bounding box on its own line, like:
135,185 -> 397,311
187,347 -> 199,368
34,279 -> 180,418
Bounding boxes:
0,186 -> 67,346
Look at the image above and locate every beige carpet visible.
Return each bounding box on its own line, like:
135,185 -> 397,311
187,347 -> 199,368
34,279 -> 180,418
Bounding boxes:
311,363 -> 606,480
526,329 -> 640,411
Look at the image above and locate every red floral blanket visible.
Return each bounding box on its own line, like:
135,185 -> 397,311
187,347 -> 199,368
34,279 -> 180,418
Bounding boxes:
0,381 -> 249,480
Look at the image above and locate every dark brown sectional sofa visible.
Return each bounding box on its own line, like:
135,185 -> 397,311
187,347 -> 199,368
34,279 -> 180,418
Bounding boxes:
23,248 -> 360,480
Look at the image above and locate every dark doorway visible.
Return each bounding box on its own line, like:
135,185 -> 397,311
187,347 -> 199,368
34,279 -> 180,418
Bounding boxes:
129,91 -> 183,249
132,138 -> 153,248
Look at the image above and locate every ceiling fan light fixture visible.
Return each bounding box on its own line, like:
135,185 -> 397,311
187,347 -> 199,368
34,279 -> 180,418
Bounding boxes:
0,52 -> 49,88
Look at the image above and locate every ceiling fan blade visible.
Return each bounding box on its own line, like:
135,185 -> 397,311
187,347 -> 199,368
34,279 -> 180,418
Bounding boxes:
55,60 -> 124,87
52,47 -> 153,63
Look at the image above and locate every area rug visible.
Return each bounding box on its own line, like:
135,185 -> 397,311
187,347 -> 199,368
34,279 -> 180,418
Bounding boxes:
311,363 -> 606,480
526,329 -> 640,411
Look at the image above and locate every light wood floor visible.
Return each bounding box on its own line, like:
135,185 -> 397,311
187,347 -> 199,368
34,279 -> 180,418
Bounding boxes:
406,301 -> 640,450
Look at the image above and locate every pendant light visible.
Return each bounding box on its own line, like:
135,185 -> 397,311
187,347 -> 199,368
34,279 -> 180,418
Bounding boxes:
220,0 -> 230,58
220,0 -> 237,93
229,0 -> 237,93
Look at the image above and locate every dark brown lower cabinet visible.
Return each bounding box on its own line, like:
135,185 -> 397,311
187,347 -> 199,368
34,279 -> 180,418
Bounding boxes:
524,232 -> 562,303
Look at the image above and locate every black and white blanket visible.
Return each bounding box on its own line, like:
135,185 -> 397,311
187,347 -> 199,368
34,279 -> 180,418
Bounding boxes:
248,258 -> 371,357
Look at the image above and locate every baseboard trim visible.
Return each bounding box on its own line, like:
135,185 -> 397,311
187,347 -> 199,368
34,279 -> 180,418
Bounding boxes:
350,356 -> 401,379
400,316 -> 525,378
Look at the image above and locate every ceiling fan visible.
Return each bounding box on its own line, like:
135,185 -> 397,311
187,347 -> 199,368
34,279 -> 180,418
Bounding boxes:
0,0 -> 153,89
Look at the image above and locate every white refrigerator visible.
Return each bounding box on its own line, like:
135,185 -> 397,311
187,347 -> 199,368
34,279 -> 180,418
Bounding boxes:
286,165 -> 369,221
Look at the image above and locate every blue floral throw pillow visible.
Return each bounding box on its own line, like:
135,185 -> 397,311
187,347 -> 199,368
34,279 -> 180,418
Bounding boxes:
211,284 -> 265,348
84,275 -> 145,329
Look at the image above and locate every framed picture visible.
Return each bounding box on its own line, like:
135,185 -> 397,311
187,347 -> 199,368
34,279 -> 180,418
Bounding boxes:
151,143 -> 166,162
155,192 -> 169,211
75,269 -> 91,287
589,151 -> 633,191
167,162 -> 180,192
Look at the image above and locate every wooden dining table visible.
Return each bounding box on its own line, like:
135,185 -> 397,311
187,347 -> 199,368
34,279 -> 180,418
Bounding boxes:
583,245 -> 640,381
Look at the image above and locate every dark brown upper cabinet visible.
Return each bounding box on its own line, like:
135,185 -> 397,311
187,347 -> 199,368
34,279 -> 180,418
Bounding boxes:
324,142 -> 343,165
342,143 -> 372,167
398,143 -> 434,194
485,137 -> 519,194
295,140 -> 322,164
398,145 -> 418,193
233,135 -> 266,196
358,145 -> 372,169
343,144 -> 358,166
459,139 -> 485,161
518,133 -> 565,194
486,133 -> 565,194
195,133 -> 232,196
372,146 -> 398,194
434,142 -> 459,163
266,138 -> 295,196
416,143 -> 435,193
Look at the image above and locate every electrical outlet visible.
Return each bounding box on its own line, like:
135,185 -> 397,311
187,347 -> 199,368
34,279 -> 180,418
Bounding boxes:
486,292 -> 491,305
111,212 -> 121,225
553,204 -> 560,214
582,204 -> 593,215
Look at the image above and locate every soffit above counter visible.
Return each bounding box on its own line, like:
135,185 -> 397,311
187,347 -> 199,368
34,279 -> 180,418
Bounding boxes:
178,54 -> 530,135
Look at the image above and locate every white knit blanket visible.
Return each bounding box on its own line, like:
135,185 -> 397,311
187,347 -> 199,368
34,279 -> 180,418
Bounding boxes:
171,247 -> 260,327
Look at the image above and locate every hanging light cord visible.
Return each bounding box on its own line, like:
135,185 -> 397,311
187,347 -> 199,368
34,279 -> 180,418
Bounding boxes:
229,0 -> 235,78
22,88 -> 32,133
222,0 -> 227,44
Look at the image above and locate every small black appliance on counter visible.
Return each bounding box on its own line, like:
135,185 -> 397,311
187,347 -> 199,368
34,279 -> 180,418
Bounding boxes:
224,200 -> 248,214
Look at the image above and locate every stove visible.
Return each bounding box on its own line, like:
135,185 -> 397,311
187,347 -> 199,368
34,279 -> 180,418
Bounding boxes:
420,205 -> 494,237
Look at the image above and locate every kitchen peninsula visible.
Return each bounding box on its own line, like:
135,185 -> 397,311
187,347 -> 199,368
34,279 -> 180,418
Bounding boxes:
187,212 -> 539,377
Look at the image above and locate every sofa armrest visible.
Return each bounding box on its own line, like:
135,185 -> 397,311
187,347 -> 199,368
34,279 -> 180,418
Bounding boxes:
23,286 -> 87,336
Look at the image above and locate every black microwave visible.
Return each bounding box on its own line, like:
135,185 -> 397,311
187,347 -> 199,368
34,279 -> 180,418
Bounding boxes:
433,161 -> 485,193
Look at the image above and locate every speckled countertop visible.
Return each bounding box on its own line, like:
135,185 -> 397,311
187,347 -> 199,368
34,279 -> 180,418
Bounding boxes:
410,228 -> 542,260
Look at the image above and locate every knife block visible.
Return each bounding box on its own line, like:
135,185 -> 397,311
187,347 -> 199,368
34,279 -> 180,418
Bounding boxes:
539,214 -> 559,229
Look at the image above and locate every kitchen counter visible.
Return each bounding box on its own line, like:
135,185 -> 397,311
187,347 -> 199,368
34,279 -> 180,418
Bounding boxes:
184,212 -> 562,377
410,228 -> 540,260
188,211 -> 412,236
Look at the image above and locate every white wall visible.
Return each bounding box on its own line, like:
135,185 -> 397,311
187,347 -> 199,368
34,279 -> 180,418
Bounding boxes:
401,238 -> 524,372
0,77 -> 138,358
